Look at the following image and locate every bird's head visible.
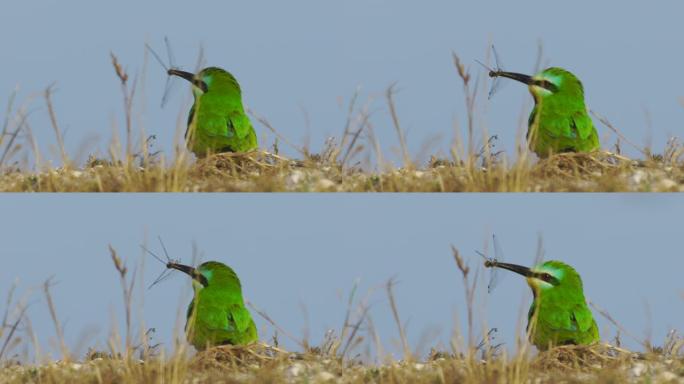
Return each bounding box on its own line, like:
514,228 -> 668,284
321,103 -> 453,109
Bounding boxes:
529,67 -> 585,101
491,67 -> 585,103
525,260 -> 584,295
487,260 -> 584,296
168,67 -> 241,98
169,260 -> 242,292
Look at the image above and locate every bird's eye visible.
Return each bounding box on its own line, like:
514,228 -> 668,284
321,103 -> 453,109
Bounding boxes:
541,80 -> 558,92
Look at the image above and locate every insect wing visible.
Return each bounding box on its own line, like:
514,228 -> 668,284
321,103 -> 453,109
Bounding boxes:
146,38 -> 181,108
164,37 -> 177,70
160,76 -> 179,108
487,46 -> 508,99
485,234 -> 506,292
193,44 -> 206,74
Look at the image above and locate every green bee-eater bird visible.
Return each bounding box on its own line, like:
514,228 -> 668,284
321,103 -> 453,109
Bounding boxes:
485,259 -> 599,350
489,67 -> 600,157
169,261 -> 258,350
169,67 -> 258,157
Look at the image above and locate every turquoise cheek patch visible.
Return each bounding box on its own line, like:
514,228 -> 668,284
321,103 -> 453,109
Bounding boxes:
542,72 -> 563,89
544,266 -> 564,281
200,269 -> 213,282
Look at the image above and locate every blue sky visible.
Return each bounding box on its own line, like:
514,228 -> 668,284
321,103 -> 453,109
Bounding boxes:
2,1 -> 684,166
1,194 -> 682,359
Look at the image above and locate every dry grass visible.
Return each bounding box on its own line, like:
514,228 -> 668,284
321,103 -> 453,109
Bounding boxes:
1,52 -> 683,192
2,344 -> 683,383
0,149 -> 682,192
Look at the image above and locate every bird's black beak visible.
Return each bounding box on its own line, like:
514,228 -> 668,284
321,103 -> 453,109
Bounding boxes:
168,69 -> 194,83
487,261 -> 553,283
168,262 -> 208,286
168,69 -> 208,92
491,71 -> 558,92
491,71 -> 534,86
487,261 -> 533,278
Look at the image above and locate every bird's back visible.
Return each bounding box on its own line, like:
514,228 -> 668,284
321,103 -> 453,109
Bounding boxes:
528,292 -> 599,349
527,77 -> 599,156
186,93 -> 257,156
186,288 -> 258,350
528,104 -> 599,156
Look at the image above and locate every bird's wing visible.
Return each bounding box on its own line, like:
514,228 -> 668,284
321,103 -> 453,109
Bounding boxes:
570,111 -> 595,141
184,105 -> 196,140
226,111 -> 253,140
201,111 -> 251,141
187,105 -> 196,129
538,301 -> 596,335
571,304 -> 595,333
185,299 -> 195,331
527,303 -> 535,331
537,302 -> 577,332
227,304 -> 254,333
201,303 -> 252,334
538,110 -> 592,142
193,304 -> 253,345
544,115 -> 577,140
199,113 -> 235,139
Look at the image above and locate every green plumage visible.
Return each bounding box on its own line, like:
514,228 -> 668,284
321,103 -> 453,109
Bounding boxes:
486,259 -> 599,350
491,67 -> 600,157
527,68 -> 599,156
169,67 -> 257,157
526,261 -> 599,349
171,261 -> 257,350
